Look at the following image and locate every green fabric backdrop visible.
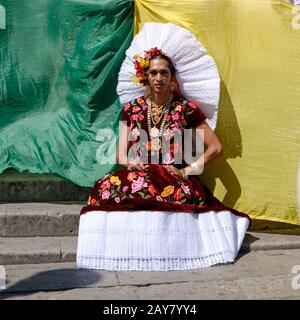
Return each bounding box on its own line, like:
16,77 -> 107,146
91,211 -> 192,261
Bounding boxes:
0,0 -> 133,187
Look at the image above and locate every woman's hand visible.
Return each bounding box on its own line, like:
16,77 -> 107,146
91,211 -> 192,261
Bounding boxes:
163,165 -> 188,181
126,159 -> 147,171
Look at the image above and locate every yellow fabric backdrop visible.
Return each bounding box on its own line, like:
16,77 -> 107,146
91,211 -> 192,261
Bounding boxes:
134,0 -> 300,226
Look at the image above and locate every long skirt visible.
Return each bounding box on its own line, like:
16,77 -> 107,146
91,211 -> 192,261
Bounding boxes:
76,164 -> 250,271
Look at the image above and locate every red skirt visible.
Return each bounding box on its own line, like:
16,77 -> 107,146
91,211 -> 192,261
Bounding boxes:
80,164 -> 251,223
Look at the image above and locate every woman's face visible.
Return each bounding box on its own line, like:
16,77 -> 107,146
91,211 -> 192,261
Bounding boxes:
147,58 -> 172,95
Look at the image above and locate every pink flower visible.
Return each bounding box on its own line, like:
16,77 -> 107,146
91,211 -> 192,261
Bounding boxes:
122,185 -> 129,192
164,152 -> 174,164
156,195 -> 163,201
181,184 -> 190,194
102,190 -> 111,199
131,176 -> 148,193
130,114 -> 139,121
141,104 -> 147,111
138,114 -> 145,121
115,197 -> 120,203
172,112 -> 180,121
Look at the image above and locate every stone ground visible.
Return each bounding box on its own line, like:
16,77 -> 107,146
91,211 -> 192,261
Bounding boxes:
0,202 -> 299,300
1,248 -> 300,300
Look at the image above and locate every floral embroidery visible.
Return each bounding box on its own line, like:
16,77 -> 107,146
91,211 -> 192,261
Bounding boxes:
175,105 -> 182,112
88,96 -> 208,208
122,96 -> 205,161
130,114 -> 139,122
131,176 -> 148,193
127,172 -> 138,181
161,185 -> 175,198
102,190 -> 110,200
148,184 -> 159,197
141,104 -> 147,111
100,179 -> 111,190
171,112 -> 180,121
174,188 -> 182,201
110,175 -> 121,186
91,168 -> 205,208
137,98 -> 145,105
181,183 -> 190,195
132,106 -> 141,113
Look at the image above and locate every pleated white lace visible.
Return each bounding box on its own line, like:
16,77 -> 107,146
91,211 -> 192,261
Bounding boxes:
76,210 -> 249,271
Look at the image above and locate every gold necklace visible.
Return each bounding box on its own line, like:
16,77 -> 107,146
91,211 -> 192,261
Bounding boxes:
150,102 -> 165,125
148,95 -> 172,125
147,94 -> 173,152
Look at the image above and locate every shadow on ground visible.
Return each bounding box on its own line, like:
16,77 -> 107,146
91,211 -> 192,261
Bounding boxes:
0,268 -> 101,300
250,219 -> 300,235
236,233 -> 260,262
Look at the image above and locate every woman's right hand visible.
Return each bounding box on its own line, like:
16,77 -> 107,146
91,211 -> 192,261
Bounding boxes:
126,159 -> 147,171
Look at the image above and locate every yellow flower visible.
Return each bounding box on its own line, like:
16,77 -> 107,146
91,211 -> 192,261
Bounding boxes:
140,58 -> 150,69
110,175 -> 121,186
161,185 -> 175,198
137,98 -> 144,104
134,77 -> 145,85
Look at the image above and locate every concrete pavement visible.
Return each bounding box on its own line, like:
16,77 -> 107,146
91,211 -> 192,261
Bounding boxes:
0,203 -> 299,299
0,248 -> 300,300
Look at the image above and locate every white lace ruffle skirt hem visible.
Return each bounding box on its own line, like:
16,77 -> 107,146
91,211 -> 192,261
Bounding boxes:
76,210 -> 249,271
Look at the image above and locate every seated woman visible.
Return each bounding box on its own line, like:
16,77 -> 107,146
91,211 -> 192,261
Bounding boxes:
76,48 -> 251,271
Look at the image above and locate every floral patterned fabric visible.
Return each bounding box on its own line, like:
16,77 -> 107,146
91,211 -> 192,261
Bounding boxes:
80,96 -> 250,222
121,95 -> 207,166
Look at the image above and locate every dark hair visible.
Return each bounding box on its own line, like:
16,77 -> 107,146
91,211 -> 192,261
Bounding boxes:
150,54 -> 176,76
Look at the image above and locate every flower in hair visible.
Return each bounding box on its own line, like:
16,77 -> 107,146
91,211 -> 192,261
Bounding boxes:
133,47 -> 170,86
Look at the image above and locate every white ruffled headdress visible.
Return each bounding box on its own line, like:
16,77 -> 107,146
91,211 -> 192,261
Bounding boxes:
117,22 -> 220,130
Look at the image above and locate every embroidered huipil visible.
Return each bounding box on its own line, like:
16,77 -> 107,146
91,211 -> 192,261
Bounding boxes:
80,95 -> 250,223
